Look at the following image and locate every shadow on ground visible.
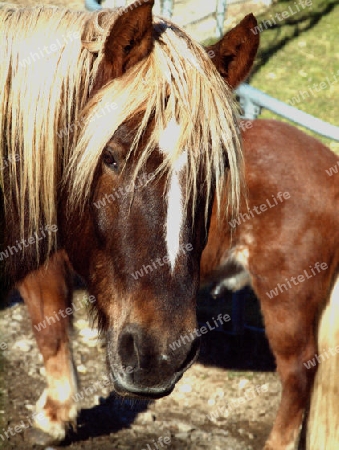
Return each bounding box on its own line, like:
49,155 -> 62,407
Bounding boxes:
197,287 -> 275,373
250,0 -> 339,79
65,397 -> 151,445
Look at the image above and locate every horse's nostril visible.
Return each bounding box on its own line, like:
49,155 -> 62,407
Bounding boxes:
119,331 -> 138,368
118,325 -> 156,371
117,325 -> 200,386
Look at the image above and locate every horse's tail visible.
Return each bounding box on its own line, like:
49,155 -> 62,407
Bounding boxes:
306,274 -> 339,448
0,188 -> 9,306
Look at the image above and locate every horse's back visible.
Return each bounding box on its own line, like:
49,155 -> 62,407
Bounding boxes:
201,119 -> 339,287
243,120 -> 339,269
242,119 -> 339,206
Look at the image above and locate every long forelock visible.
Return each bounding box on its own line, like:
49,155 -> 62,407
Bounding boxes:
66,17 -> 244,224
0,6 -> 243,261
0,5 -> 120,256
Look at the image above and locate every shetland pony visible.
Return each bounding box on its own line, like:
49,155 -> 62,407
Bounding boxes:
201,119 -> 339,450
0,2 -> 259,444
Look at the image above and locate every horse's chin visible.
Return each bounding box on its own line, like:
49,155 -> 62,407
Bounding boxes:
112,379 -> 175,400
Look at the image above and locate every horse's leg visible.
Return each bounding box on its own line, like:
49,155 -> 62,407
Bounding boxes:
251,273 -> 322,450
17,250 -> 77,444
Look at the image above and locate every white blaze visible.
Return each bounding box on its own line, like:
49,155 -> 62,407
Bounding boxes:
159,119 -> 187,270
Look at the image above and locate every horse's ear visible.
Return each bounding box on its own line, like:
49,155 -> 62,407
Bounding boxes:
206,14 -> 259,89
99,0 -> 154,83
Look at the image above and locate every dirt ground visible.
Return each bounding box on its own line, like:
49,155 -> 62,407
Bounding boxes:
0,288 -> 280,450
0,0 -> 279,449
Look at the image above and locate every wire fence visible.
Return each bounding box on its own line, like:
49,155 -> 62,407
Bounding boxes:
87,0 -> 339,141
86,0 -> 256,38
236,84 -> 339,141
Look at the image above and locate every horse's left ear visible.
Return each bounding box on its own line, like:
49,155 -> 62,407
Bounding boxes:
97,0 -> 154,84
206,14 -> 259,89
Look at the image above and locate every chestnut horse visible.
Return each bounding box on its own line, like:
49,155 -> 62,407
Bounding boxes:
0,2 -> 259,445
201,119 -> 339,450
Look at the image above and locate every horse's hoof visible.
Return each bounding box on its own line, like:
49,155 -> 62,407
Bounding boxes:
24,427 -> 63,446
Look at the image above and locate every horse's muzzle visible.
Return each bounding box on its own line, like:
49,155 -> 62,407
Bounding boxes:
108,324 -> 200,398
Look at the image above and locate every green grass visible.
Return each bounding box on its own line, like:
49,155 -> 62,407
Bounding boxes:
250,0 -> 339,150
206,0 -> 339,152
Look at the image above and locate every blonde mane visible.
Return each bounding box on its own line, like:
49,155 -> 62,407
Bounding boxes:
0,5 -> 243,256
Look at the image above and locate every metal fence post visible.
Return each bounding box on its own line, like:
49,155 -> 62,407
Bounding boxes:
161,0 -> 174,19
236,83 -> 339,141
216,0 -> 227,38
237,92 -> 262,120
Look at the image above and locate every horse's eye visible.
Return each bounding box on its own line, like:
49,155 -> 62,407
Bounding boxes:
103,149 -> 119,171
124,40 -> 134,55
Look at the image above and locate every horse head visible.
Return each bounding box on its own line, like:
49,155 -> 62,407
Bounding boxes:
60,3 -> 259,398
